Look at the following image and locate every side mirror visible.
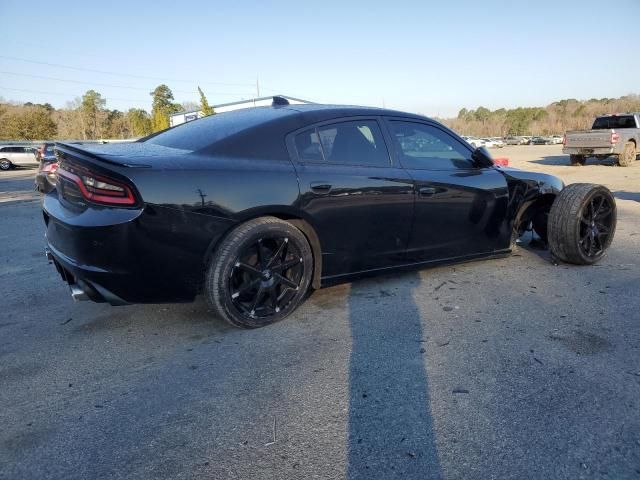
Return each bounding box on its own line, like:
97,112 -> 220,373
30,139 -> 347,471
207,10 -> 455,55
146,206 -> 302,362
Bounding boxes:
471,146 -> 495,168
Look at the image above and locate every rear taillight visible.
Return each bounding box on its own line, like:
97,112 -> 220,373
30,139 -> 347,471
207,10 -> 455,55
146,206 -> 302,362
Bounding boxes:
42,162 -> 58,174
56,164 -> 136,206
562,134 -> 567,146
610,132 -> 620,144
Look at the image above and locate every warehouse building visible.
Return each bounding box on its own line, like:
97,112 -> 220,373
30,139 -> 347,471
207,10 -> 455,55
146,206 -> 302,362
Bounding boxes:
169,95 -> 311,127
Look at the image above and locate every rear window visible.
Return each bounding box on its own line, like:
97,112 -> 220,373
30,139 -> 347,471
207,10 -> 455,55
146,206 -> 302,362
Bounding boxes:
145,107 -> 291,151
592,115 -> 637,129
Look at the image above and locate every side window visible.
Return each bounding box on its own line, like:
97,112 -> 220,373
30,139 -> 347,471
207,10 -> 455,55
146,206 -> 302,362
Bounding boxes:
295,128 -> 323,162
389,121 -> 475,170
294,120 -> 390,167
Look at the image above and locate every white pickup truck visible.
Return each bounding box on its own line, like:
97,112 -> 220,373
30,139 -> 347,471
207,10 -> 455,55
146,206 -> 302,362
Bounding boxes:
563,113 -> 640,166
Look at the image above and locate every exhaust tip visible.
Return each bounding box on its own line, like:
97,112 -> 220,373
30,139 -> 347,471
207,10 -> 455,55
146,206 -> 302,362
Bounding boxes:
70,284 -> 89,302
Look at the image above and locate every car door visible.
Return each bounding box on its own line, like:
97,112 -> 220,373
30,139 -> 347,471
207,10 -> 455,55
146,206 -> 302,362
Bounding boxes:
288,118 -> 415,278
1,147 -> 19,164
384,118 -> 510,263
13,147 -> 34,166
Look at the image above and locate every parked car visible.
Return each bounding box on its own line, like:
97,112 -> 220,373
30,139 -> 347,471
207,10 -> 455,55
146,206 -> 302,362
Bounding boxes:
35,143 -> 59,193
531,136 -> 553,145
505,136 -> 524,145
521,136 -> 533,145
492,137 -> 505,148
482,138 -> 504,148
36,143 -> 56,162
0,145 -> 39,170
43,98 -> 617,328
551,135 -> 564,145
461,136 -> 485,148
481,138 -> 498,148
563,113 -> 640,166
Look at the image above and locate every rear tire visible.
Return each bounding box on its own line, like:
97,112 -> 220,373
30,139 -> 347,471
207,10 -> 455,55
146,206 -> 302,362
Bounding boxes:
618,141 -> 636,167
205,216 -> 313,328
569,154 -> 586,166
0,159 -> 11,170
548,184 -> 616,265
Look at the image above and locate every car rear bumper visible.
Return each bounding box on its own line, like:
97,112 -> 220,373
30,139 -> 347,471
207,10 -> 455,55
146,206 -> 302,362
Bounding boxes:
45,245 -> 130,305
563,146 -> 618,156
42,192 -> 235,304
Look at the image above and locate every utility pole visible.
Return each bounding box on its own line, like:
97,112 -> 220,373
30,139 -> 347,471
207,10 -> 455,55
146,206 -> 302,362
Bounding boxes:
196,188 -> 207,207
256,76 -> 260,98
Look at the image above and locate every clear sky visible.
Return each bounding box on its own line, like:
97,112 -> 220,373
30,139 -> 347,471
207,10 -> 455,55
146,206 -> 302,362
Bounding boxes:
1,0 -> 638,117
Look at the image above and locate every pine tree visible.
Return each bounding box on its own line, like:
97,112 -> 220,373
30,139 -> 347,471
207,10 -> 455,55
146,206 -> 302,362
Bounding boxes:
150,84 -> 181,132
198,86 -> 215,116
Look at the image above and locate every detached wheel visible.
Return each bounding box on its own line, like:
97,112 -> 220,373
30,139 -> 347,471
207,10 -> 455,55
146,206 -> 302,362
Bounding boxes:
548,184 -> 616,265
569,154 -> 586,166
0,159 -> 11,170
618,141 -> 636,167
206,216 -> 313,328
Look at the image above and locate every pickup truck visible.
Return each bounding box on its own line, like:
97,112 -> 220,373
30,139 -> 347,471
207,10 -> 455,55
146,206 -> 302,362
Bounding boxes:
563,113 -> 640,166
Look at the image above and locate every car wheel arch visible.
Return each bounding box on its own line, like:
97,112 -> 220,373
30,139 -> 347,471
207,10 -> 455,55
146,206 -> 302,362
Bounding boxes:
512,193 -> 557,239
202,211 -> 323,290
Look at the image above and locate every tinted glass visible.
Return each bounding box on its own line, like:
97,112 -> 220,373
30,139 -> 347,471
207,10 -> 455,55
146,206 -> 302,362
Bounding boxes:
146,107 -> 293,151
592,115 -> 636,129
389,121 -> 474,170
295,120 -> 389,166
295,129 -> 324,162
320,120 -> 389,166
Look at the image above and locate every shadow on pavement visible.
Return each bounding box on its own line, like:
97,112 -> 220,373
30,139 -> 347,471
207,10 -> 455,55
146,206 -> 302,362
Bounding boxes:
530,155 -> 617,167
347,271 -> 442,479
613,190 -> 640,203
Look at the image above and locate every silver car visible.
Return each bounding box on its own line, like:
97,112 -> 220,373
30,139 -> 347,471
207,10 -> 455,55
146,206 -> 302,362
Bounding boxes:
505,136 -> 524,145
0,145 -> 39,170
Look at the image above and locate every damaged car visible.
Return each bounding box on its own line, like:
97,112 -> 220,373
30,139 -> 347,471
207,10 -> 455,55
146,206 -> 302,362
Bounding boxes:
43,98 -> 617,328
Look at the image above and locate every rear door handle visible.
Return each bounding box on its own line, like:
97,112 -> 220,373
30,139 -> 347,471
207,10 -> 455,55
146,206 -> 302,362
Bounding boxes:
310,182 -> 332,194
419,186 -> 437,196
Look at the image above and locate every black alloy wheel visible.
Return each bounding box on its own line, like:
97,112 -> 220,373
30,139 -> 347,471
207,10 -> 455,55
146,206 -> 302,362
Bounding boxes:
229,236 -> 304,319
206,217 -> 313,328
576,193 -> 614,259
548,183 -> 617,265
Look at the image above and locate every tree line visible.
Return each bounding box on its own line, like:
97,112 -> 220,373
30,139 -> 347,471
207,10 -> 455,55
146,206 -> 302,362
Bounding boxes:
440,94 -> 640,137
0,84 -> 215,141
1,89 -> 638,141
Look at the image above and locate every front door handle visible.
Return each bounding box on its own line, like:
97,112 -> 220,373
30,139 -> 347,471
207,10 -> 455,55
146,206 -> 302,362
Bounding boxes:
419,186 -> 437,196
310,182 -> 332,194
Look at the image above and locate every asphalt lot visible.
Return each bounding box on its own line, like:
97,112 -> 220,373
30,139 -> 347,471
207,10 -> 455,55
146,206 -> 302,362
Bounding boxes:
1,146 -> 639,480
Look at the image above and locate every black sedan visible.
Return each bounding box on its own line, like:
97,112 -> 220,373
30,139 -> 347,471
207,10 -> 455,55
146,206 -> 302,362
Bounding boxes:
530,136 -> 553,145
43,98 -> 617,328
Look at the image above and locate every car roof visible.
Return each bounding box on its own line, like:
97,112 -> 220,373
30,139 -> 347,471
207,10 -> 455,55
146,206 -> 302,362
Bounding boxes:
141,103 -> 436,155
248,103 -> 429,124
280,103 -> 429,122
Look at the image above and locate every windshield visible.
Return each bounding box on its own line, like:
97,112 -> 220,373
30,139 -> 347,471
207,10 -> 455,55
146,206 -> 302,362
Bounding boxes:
592,115 -> 637,129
